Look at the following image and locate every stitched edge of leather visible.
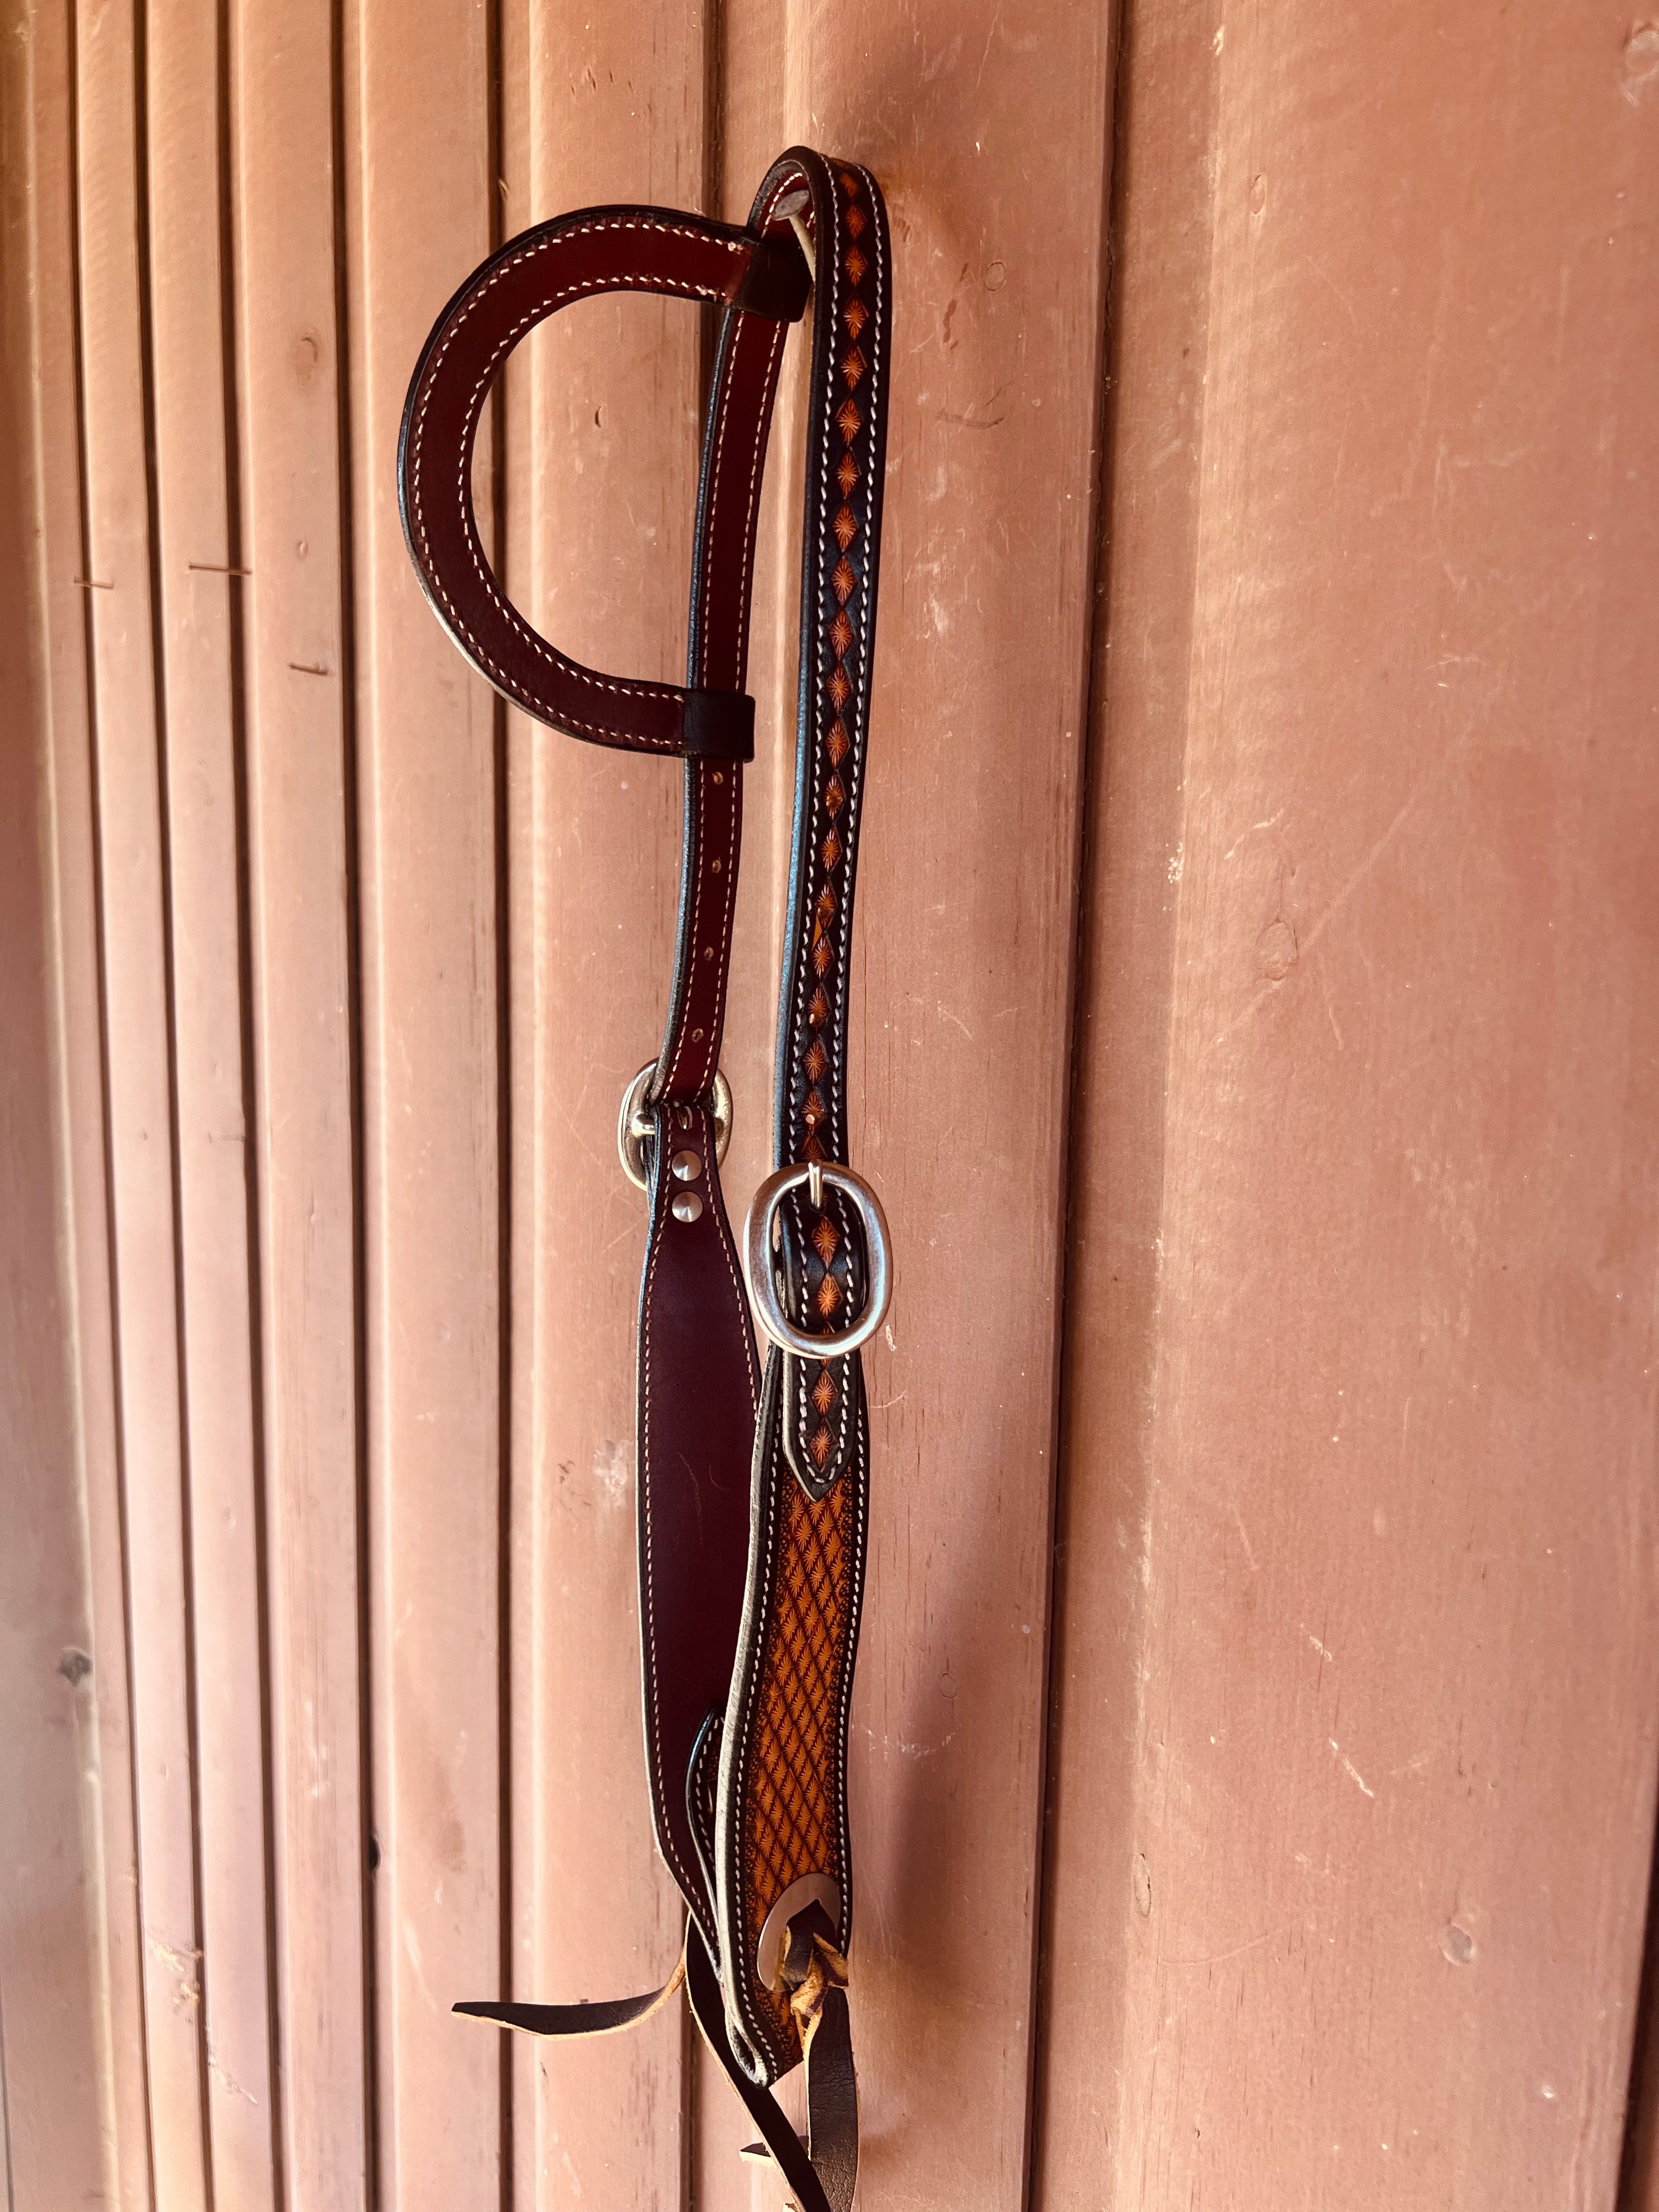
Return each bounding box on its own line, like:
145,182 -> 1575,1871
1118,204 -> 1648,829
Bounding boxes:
715,1351 -> 869,2081
398,206 -> 761,752
771,157 -> 890,1488
653,170 -> 800,1101
637,1101 -> 760,1949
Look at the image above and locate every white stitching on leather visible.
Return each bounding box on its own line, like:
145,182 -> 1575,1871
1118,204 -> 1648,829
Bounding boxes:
663,766 -> 712,1094
641,1093 -> 760,1919
697,771 -> 742,1094
666,278 -> 787,1093
799,165 -> 887,1473
786,171 -> 840,1130
639,1170 -> 706,1909
785,164 -> 862,1463
729,1364 -> 783,2061
407,216 -> 746,746
684,316 -> 781,1089
714,121 -> 821,1982
696,167 -> 795,693
730,1390 -> 866,2069
664,312 -> 753,1093
697,317 -> 745,689
722,157 -> 881,2076
832,1414 -> 868,1951
731,318 -> 785,687
821,165 -> 886,1471
710,1130 -> 761,1420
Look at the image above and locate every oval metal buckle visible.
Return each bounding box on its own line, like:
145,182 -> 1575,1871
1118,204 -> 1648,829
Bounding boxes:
617,1062 -> 733,1193
743,1161 -> 892,1359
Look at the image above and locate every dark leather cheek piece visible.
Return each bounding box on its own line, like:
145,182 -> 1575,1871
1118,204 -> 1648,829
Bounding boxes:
635,1099 -> 758,1951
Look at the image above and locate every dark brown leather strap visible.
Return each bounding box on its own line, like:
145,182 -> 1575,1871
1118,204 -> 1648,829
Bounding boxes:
635,1092 -> 755,1948
399,144 -> 889,2212
453,1940 -> 685,2039
399,206 -> 805,758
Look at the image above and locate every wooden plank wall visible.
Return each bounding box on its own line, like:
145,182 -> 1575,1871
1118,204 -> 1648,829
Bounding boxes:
234,0 -> 369,2200
1,8 -> 138,2207
1039,1 -> 1659,2207
3,1 -> 1657,2210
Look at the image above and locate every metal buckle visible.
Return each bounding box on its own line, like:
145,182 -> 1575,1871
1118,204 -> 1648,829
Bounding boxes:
617,1062 -> 732,1192
742,1161 -> 893,1359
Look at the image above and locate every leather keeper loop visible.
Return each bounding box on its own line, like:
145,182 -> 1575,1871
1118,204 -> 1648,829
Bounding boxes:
730,234 -> 811,323
680,688 -> 756,761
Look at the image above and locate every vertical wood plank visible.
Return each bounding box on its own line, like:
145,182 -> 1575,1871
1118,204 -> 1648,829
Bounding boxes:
507,13 -> 709,2204
496,1 -> 540,2196
230,0 -> 370,2202
74,0 -> 210,2198
693,10 -> 796,2202
1040,1 -> 1659,2205
1032,4 -> 1210,2197
0,799 -> 119,2197
1630,1987 -> 1659,2209
344,4 -> 502,2204
0,8 -> 137,2203
145,0 -> 279,2193
0,397 -> 112,2212
2,4 -> 153,2203
1628,1930 -> 1659,2209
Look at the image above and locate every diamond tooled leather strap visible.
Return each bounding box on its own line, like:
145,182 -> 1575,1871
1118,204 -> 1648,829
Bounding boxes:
397,145 -> 889,2212
714,153 -> 888,2100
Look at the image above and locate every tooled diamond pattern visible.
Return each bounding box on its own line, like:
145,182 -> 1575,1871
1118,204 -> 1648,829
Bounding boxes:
741,1468 -> 856,2053
798,165 -> 879,1469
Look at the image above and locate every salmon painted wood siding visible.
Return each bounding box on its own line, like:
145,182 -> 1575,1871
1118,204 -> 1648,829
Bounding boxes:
1038,3 -> 1659,2207
3,1 -> 1657,2208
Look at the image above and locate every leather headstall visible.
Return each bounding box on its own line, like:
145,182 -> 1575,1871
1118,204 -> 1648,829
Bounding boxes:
398,146 -> 892,2212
